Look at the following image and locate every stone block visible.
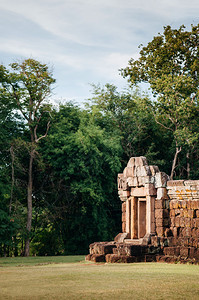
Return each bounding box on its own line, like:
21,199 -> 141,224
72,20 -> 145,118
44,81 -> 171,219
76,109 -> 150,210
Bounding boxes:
151,236 -> 160,247
155,199 -> 165,209
170,209 -> 175,217
170,217 -> 175,227
140,165 -> 152,176
131,187 -> 145,197
137,176 -> 146,186
123,167 -> 133,178
127,177 -> 138,187
145,183 -> 157,196
189,247 -> 195,259
175,217 -> 180,227
165,229 -> 173,238
156,218 -> 169,227
145,176 -> 155,184
163,247 -> 180,257
127,157 -> 135,168
185,218 -> 191,228
195,219 -> 199,228
174,209 -> 181,216
122,202 -> 126,212
155,208 -> 163,219
144,255 -> 156,262
194,248 -> 199,259
181,200 -> 187,209
184,180 -> 199,186
85,254 -> 92,261
156,219 -> 163,227
114,233 -> 128,243
180,247 -> 189,257
193,201 -> 199,209
105,254 -> 137,263
167,180 -> 185,187
180,217 -> 185,227
134,156 -> 148,167
192,238 -> 199,248
155,172 -> 169,188
122,222 -> 126,233
122,190 -> 130,197
150,165 -> 159,176
118,174 -> 127,190
91,254 -> 106,262
122,212 -> 126,222
156,226 -> 164,237
157,187 -> 168,199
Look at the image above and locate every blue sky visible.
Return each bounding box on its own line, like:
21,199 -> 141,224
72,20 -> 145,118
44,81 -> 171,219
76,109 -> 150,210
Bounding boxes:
0,0 -> 198,105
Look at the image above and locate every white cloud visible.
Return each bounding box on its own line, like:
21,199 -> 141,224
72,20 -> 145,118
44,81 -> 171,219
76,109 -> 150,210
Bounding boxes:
0,0 -> 198,103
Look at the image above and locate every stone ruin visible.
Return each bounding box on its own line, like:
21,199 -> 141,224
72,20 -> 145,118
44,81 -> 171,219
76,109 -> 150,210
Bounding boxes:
86,157 -> 199,264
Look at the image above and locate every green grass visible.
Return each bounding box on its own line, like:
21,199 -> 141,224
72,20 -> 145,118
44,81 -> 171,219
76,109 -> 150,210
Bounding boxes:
0,258 -> 199,299
0,255 -> 85,267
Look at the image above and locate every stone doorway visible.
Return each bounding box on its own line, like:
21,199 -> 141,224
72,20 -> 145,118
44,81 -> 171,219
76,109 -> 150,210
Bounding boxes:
138,198 -> 146,238
126,196 -> 147,240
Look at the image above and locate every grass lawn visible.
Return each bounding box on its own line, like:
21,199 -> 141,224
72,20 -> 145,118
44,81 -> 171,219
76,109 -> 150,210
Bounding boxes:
0,257 -> 199,299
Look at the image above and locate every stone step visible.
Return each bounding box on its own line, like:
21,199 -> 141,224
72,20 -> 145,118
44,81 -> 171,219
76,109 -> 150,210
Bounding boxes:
124,239 -> 143,245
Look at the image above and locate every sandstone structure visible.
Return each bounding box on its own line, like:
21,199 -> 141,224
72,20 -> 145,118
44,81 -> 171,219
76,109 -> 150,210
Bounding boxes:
86,157 -> 199,264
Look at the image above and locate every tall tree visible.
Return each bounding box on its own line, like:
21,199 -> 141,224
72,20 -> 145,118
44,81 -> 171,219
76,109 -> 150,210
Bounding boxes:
0,59 -> 55,256
38,103 -> 122,254
88,84 -> 169,170
121,24 -> 199,179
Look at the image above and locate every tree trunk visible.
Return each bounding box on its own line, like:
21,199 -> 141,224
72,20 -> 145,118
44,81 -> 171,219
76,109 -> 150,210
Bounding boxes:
24,149 -> 34,256
170,144 -> 182,180
186,151 -> 190,179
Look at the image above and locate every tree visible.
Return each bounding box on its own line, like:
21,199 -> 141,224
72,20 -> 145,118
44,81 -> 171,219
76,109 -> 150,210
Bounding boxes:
121,24 -> 199,179
88,84 -> 169,170
38,103 -> 122,254
0,59 -> 55,256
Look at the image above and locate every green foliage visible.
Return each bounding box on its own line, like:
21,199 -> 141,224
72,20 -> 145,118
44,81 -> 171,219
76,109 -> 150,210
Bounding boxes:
38,103 -> 122,254
122,24 -> 199,178
87,84 -> 172,173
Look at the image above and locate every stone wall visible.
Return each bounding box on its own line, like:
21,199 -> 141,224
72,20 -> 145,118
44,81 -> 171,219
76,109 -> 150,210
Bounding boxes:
86,157 -> 199,264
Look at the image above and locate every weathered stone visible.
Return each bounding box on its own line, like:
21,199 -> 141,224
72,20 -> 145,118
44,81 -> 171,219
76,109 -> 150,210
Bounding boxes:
87,157 -> 199,264
149,165 -> 159,176
91,254 -> 105,262
130,187 -> 146,197
155,172 -> 169,188
157,187 -> 168,199
127,177 -> 138,187
145,183 -> 157,196
134,156 -> 148,167
85,254 -> 92,261
167,180 -> 185,187
156,226 -> 164,237
163,247 -> 180,257
180,247 -> 189,258
155,199 -> 165,209
127,157 -> 135,168
114,233 -> 128,243
105,254 -> 137,263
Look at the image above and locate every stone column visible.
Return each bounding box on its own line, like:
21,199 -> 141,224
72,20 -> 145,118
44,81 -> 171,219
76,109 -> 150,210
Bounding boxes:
131,197 -> 138,239
126,198 -> 131,235
146,195 -> 156,235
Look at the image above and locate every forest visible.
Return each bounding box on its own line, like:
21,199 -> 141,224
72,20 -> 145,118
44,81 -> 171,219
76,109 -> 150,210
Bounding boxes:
0,24 -> 198,256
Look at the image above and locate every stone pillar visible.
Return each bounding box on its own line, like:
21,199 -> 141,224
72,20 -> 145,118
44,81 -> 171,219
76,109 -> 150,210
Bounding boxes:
131,197 -> 138,239
146,195 -> 156,235
126,198 -> 131,234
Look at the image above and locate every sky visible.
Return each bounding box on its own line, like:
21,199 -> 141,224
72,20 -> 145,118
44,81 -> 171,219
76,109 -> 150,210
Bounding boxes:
0,0 -> 199,105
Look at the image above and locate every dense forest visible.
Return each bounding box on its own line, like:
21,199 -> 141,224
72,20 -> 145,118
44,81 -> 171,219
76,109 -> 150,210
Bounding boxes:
0,24 -> 198,256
